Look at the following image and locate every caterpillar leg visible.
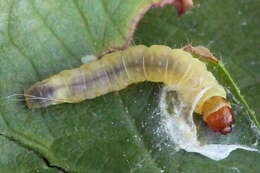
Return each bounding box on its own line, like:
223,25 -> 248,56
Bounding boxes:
202,96 -> 235,135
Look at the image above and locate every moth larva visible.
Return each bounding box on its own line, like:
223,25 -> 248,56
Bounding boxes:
25,45 -> 234,134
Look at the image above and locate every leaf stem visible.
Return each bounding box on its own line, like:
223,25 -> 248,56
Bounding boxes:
218,62 -> 260,128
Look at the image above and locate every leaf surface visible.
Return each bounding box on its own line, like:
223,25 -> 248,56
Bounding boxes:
0,0 -> 259,172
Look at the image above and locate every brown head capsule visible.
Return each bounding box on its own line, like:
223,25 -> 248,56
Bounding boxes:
202,96 -> 235,135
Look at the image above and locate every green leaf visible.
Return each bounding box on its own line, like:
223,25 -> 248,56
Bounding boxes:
0,135 -> 62,173
0,0 -> 259,173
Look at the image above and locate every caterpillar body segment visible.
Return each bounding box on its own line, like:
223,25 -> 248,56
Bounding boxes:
25,45 -> 235,134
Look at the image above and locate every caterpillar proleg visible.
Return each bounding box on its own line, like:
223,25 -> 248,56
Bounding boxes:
25,45 -> 235,134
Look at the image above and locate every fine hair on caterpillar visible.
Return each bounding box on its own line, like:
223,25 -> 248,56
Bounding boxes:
24,45 -> 235,135
4,93 -> 68,109
6,94 -> 67,103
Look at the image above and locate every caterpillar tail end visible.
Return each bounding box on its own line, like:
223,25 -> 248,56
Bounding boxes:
24,81 -> 55,109
202,96 -> 235,135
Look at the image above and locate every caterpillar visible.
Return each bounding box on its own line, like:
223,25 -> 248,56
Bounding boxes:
25,45 -> 235,134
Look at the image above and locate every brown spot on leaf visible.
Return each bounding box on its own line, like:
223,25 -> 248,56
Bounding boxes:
153,0 -> 194,16
182,44 -> 219,63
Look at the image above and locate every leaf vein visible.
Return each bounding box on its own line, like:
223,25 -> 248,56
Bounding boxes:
71,0 -> 97,53
29,0 -> 77,59
101,0 -> 127,42
116,92 -> 162,171
7,0 -> 41,78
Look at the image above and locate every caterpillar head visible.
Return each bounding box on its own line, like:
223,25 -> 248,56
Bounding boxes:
202,96 -> 235,135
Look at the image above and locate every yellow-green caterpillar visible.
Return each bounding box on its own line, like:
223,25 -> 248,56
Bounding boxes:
25,45 -> 235,134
